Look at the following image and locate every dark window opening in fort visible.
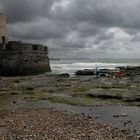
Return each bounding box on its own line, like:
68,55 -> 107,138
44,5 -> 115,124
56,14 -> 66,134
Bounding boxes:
32,45 -> 38,51
2,36 -> 6,44
44,46 -> 47,52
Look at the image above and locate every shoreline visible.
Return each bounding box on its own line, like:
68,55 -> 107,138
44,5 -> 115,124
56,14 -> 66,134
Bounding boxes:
0,72 -> 140,139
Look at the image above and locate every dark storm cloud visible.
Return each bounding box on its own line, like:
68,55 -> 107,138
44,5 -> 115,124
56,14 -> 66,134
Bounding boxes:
2,0 -> 55,23
1,0 -> 140,58
8,18 -> 70,41
50,0 -> 140,28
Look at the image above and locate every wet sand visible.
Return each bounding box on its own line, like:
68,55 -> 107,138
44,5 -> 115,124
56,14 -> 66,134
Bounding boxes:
16,100 -> 140,139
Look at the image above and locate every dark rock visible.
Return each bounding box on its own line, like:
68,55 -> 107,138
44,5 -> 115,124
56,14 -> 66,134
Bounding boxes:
113,113 -> 128,118
75,69 -> 115,76
14,80 -> 20,83
26,87 -> 34,90
10,91 -> 20,95
13,101 -> 17,104
87,115 -> 92,119
113,114 -> 120,118
75,69 -> 95,75
125,120 -> 132,124
121,129 -> 129,133
134,97 -> 140,102
87,93 -> 122,100
123,66 -> 140,77
0,93 -> 4,96
58,73 -> 70,77
133,129 -> 137,133
75,66 -> 140,77
81,112 -> 85,116
23,97 -> 28,100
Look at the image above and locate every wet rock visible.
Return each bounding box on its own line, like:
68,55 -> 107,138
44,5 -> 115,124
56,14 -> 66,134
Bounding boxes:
134,97 -> 140,102
119,113 -> 128,117
113,114 -> 120,118
14,80 -> 20,83
0,93 -> 4,96
122,120 -> 132,127
10,91 -> 21,95
87,93 -> 122,100
81,112 -> 85,116
113,113 -> 128,118
23,97 -> 28,100
136,135 -> 140,139
26,87 -> 34,90
58,73 -> 70,77
87,115 -> 92,119
133,129 -> 137,133
124,120 -> 132,124
75,69 -> 95,75
13,101 -> 17,104
75,69 -> 115,76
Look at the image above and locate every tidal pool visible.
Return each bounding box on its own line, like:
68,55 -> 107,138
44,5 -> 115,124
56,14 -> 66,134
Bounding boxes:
15,100 -> 140,136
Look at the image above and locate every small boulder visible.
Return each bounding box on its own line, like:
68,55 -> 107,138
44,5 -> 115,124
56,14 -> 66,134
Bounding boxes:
113,113 -> 128,118
13,101 -> 17,104
58,73 -> 70,77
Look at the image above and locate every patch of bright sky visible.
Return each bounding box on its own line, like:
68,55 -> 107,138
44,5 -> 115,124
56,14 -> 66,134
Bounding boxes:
106,27 -> 133,41
52,0 -> 71,11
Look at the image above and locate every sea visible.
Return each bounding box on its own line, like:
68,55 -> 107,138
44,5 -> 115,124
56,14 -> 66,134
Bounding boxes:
50,58 -> 140,75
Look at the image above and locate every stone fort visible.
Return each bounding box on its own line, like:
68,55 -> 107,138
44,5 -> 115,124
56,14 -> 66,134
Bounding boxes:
0,14 -> 51,76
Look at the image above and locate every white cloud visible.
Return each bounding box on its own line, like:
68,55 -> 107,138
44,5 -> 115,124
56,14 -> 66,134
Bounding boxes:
106,27 -> 133,41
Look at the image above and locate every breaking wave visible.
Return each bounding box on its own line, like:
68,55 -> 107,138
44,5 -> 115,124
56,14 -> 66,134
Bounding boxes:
50,59 -> 140,74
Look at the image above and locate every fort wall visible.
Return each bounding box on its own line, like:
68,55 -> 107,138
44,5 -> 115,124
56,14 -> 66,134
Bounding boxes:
0,41 -> 51,76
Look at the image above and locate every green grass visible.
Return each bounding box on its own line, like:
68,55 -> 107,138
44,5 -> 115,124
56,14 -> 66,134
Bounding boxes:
48,96 -> 94,106
72,86 -> 92,92
48,95 -> 128,106
24,94 -> 48,101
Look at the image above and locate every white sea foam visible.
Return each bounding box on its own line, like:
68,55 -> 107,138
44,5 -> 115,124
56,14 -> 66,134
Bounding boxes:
50,59 -> 140,74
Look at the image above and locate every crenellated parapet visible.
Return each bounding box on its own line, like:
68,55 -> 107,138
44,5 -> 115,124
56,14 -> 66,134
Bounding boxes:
0,41 -> 48,53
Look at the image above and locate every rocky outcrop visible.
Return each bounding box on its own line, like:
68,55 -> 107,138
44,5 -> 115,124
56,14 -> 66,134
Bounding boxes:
75,69 -> 95,75
123,66 -> 140,77
75,69 -> 115,76
75,66 -> 140,77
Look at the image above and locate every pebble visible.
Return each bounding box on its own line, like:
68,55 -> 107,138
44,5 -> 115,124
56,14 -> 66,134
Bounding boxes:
0,108 -> 130,140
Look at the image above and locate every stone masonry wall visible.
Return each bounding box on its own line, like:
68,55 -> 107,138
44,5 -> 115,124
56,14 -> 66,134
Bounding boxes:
0,42 -> 51,76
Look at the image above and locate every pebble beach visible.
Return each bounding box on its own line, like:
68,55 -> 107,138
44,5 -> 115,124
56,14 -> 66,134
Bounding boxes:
0,108 -> 131,140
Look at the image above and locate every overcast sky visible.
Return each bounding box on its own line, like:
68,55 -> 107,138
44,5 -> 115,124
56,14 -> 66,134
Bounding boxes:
1,0 -> 140,59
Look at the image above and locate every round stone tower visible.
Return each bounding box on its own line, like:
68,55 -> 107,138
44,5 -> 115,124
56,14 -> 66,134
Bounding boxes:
0,14 -> 8,44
